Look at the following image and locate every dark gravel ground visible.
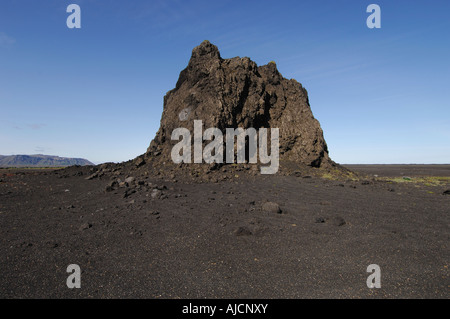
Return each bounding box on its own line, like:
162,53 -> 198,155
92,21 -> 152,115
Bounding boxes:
0,165 -> 448,298
343,164 -> 450,177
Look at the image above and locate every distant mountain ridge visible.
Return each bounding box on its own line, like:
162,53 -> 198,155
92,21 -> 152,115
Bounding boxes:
0,154 -> 94,167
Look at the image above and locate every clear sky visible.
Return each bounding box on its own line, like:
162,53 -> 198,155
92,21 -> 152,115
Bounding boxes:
1,0 -> 449,164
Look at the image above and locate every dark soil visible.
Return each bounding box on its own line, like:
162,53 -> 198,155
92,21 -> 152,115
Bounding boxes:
343,164 -> 450,177
0,165 -> 448,298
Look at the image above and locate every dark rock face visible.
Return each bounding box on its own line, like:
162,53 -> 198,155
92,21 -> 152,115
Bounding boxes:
147,40 -> 332,168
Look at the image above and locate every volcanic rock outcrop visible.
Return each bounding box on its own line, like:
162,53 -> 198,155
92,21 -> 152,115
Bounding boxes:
145,40 -> 333,170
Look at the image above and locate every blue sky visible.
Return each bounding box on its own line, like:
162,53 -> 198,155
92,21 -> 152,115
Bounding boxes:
0,0 -> 449,164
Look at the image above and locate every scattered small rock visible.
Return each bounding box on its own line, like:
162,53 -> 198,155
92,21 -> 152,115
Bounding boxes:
235,226 -> 253,236
20,242 -> 33,248
46,241 -> 60,248
315,217 -> 326,223
123,189 -> 136,198
134,157 -> 146,167
151,189 -> 162,199
85,172 -> 98,180
262,202 -> 282,214
80,223 -> 92,231
331,216 -> 346,227
119,181 -> 128,188
315,216 -> 346,226
125,177 -> 135,184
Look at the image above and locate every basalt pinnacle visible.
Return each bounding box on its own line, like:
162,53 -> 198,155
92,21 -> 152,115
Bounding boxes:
146,40 -> 333,168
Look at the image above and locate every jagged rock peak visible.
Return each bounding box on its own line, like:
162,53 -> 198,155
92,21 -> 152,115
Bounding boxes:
147,40 -> 333,169
191,40 -> 221,59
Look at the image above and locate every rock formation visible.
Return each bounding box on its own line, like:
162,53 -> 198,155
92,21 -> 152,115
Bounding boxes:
145,40 -> 333,170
